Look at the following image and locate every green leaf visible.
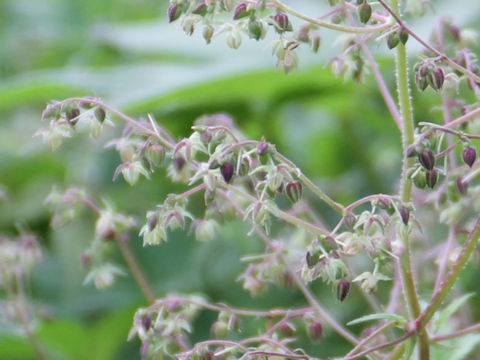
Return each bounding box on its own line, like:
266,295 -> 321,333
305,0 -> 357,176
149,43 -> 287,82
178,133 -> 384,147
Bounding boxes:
433,293 -> 474,332
347,313 -> 406,326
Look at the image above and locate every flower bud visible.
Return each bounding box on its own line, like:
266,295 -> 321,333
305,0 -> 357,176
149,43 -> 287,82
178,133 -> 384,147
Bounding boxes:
168,3 -> 182,22
212,321 -> 229,339
66,108 -> 80,126
273,13 -> 289,32
221,161 -> 234,183
426,169 -> 438,188
358,2 -> 372,24
233,3 -> 249,20
226,30 -> 241,49
192,0 -> 207,16
462,146 -> 477,167
399,27 -> 409,44
147,213 -> 158,231
306,249 -> 320,268
248,19 -> 263,40
257,141 -> 269,156
146,144 -> 165,167
431,67 -> 445,91
142,315 -> 152,331
418,148 -> 435,170
174,155 -> 186,171
456,177 -> 468,195
415,71 -> 428,91
221,0 -> 235,11
387,32 -> 400,49
286,181 -> 302,203
344,213 -> 357,230
203,24 -> 214,44
413,170 -> 426,189
337,279 -> 350,302
310,33 -> 321,53
400,207 -> 410,225
377,196 -> 391,209
95,107 -> 106,123
308,321 -> 323,340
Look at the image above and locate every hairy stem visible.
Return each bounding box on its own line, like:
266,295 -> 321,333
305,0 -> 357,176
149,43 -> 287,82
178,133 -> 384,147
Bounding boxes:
388,0 -> 429,358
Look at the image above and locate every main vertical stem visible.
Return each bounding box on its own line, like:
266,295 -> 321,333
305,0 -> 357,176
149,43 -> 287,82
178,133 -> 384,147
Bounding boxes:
390,0 -> 429,358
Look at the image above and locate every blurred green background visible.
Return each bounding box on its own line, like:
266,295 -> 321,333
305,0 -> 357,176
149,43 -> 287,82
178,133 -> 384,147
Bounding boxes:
1,0 -> 480,359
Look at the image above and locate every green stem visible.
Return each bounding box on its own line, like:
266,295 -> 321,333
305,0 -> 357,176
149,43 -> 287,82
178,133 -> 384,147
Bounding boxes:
271,0 -> 392,33
417,214 -> 480,330
274,153 -> 345,215
389,0 -> 429,358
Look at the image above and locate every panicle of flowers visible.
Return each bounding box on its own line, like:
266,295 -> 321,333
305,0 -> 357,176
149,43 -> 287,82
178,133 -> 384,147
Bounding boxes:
129,295 -> 204,358
44,186 -> 87,227
0,233 -> 42,288
140,197 -> 193,246
36,99 -> 113,149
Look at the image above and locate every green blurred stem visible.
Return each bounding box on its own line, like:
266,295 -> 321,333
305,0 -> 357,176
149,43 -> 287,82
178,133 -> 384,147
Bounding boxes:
82,197 -> 155,303
13,274 -> 46,360
274,153 -> 345,215
417,214 -> 480,331
271,0 -> 392,33
384,0 -> 428,358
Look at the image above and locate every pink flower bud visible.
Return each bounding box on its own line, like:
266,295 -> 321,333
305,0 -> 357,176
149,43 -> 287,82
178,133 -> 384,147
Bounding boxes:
286,180 -> 302,203
273,13 -> 289,32
309,321 -> 323,340
233,3 -> 249,20
168,3 -> 182,23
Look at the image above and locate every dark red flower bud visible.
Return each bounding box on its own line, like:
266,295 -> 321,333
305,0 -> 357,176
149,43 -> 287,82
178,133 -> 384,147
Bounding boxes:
400,207 -> 410,225
431,67 -> 445,90
358,2 -> 372,24
462,146 -> 477,167
456,177 -> 468,195
286,181 -> 302,203
221,161 -> 234,183
337,279 -> 350,302
174,156 -> 186,171
168,3 -> 182,23
142,315 -> 152,331
233,3 -> 249,20
418,149 -> 435,170
273,13 -> 289,31
426,169 -> 438,188
309,321 -> 323,340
